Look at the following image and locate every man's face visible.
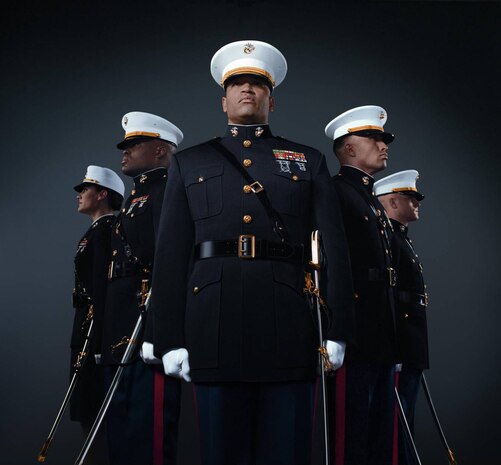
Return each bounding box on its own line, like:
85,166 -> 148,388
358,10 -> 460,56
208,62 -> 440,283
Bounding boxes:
77,185 -> 101,215
347,134 -> 389,175
120,139 -> 162,177
395,193 -> 420,222
222,75 -> 274,125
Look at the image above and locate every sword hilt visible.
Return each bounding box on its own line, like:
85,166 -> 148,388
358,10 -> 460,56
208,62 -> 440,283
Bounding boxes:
318,346 -> 332,371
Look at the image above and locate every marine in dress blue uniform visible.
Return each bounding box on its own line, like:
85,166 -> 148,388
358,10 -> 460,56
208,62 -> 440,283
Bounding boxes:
101,112 -> 183,465
375,170 -> 429,465
325,106 -> 397,465
72,165 -> 125,464
148,40 -> 355,465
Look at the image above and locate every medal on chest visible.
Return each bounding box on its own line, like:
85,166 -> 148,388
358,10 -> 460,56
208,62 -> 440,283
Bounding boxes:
273,149 -> 308,173
126,195 -> 150,215
77,238 -> 88,254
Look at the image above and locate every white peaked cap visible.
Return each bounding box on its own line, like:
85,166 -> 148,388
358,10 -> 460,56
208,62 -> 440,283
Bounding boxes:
210,40 -> 287,89
374,169 -> 424,200
117,111 -> 183,148
325,105 -> 394,144
74,165 -> 125,197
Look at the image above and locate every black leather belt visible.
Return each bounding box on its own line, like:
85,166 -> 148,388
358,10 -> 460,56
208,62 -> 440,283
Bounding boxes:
367,267 -> 397,287
195,235 -> 303,264
108,260 -> 151,279
398,290 -> 428,307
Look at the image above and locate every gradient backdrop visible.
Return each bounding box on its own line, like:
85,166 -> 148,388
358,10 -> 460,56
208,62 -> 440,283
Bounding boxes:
1,1 -> 499,464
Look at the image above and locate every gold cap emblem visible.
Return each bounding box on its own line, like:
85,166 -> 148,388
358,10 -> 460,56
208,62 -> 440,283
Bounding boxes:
244,43 -> 255,54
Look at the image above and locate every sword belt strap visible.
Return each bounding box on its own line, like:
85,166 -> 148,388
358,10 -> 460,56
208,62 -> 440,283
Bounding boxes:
208,138 -> 289,242
195,236 -> 303,264
398,290 -> 428,307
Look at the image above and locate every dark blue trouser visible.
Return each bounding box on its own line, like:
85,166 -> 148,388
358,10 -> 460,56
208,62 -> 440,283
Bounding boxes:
397,367 -> 422,465
104,361 -> 181,465
328,362 -> 395,465
194,381 -> 316,465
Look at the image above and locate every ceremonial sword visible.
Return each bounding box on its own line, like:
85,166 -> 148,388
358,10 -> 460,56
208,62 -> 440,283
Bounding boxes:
395,386 -> 422,465
73,279 -> 150,465
37,305 -> 95,462
421,373 -> 458,465
308,230 -> 331,465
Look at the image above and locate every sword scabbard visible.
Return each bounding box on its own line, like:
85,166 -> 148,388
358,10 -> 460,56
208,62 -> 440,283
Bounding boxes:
37,438 -> 52,462
447,447 -> 458,465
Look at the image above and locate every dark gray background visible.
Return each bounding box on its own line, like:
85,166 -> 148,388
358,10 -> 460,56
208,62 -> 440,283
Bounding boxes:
1,0 -> 499,463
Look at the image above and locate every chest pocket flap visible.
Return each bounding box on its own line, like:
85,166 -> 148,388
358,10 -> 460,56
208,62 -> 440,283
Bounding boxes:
270,169 -> 311,216
184,165 -> 224,220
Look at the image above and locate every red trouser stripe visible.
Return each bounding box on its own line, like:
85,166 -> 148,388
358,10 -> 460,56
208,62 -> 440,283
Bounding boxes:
312,376 -> 320,438
335,365 -> 346,465
392,371 -> 400,465
153,371 -> 165,465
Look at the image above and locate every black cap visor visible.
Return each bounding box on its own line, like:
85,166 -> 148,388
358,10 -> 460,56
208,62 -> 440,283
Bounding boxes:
117,136 -> 158,150
351,129 -> 395,144
397,190 -> 425,201
74,181 -> 95,193
224,73 -> 274,93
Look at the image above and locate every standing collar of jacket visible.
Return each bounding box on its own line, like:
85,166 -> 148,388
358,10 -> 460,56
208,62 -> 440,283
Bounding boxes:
223,124 -> 273,140
132,167 -> 167,190
339,165 -> 376,192
390,218 -> 408,235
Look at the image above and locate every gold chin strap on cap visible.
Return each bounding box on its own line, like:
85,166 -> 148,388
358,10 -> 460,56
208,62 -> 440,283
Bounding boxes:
347,125 -> 384,133
83,177 -> 99,184
222,67 -> 275,87
124,131 -> 161,139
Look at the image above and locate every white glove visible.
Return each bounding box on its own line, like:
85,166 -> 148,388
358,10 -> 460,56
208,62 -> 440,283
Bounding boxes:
395,363 -> 403,373
94,354 -> 101,365
162,348 -> 191,382
323,340 -> 346,371
141,342 -> 162,365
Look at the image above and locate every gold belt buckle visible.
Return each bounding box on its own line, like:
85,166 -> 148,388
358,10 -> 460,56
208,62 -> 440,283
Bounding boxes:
238,234 -> 256,259
249,181 -> 264,194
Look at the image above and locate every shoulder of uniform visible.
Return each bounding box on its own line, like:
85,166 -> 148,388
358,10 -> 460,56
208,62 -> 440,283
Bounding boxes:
175,139 -> 218,156
93,215 -> 114,227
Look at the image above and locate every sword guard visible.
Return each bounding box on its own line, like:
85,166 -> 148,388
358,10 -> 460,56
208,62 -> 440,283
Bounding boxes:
74,350 -> 88,369
318,346 -> 332,371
